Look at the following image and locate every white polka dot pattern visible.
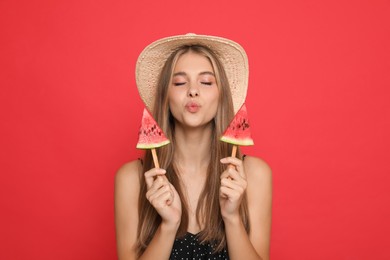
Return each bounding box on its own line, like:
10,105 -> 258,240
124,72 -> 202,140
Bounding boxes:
170,232 -> 229,260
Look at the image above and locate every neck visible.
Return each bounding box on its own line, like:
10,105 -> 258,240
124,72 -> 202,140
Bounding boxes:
173,123 -> 213,173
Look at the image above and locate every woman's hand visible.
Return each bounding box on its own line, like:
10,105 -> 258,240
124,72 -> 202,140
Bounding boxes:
145,168 -> 182,230
219,157 -> 247,222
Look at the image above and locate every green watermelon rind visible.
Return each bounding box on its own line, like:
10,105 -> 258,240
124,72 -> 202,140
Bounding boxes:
136,139 -> 170,149
220,136 -> 254,146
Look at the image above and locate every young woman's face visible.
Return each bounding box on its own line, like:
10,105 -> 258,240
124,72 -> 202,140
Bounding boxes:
168,51 -> 219,129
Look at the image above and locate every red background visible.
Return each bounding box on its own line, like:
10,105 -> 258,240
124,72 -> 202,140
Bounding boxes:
1,0 -> 389,259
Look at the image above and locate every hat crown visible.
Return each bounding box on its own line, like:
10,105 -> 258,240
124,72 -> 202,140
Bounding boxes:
136,34 -> 249,113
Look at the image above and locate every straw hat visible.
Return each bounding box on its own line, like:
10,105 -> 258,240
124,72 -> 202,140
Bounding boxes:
135,33 -> 249,113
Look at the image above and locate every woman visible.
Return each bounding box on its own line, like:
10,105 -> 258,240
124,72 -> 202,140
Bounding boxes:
115,34 -> 272,260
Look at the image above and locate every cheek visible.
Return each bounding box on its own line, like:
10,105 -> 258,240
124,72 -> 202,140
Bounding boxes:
212,88 -> 220,103
167,90 -> 182,116
167,88 -> 178,105
207,90 -> 220,114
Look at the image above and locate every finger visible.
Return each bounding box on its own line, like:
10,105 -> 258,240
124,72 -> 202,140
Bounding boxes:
150,190 -> 173,209
148,176 -> 168,195
220,157 -> 243,169
220,170 -> 230,180
219,188 -> 228,199
220,157 -> 245,178
146,177 -> 165,200
167,183 -> 177,205
221,177 -> 246,193
144,168 -> 166,189
148,184 -> 173,205
220,167 -> 242,181
160,190 -> 174,206
157,183 -> 174,205
220,186 -> 241,201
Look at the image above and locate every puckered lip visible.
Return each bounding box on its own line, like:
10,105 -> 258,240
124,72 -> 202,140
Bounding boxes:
185,101 -> 201,112
185,101 -> 201,108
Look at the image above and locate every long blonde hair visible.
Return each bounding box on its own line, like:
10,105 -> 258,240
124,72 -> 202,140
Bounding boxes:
136,45 -> 250,256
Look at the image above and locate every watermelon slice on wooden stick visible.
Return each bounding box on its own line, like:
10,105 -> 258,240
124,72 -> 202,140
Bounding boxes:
136,108 -> 170,168
220,103 -> 254,158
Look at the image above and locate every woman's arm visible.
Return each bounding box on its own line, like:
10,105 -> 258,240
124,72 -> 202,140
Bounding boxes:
114,161 -> 181,260
220,156 -> 272,260
115,161 -> 141,259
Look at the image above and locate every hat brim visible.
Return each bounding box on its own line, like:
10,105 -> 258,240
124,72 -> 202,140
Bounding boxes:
135,33 -> 248,113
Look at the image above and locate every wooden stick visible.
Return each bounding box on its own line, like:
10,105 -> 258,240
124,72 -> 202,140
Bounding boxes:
151,148 -> 160,169
231,145 -> 237,158
228,145 -> 238,170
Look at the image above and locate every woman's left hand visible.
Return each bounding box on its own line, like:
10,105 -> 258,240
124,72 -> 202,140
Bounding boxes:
219,157 -> 247,222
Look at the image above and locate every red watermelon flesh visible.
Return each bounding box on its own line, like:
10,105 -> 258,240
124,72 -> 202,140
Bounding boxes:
136,108 -> 170,149
220,104 -> 254,146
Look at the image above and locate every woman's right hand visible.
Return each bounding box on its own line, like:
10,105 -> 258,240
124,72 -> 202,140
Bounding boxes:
145,168 -> 182,230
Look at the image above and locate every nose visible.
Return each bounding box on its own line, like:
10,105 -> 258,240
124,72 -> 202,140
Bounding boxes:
188,85 -> 199,97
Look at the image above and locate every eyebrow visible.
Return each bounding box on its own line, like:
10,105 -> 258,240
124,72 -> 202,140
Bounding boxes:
172,71 -> 215,77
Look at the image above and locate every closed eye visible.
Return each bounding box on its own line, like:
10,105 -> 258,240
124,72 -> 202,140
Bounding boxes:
173,82 -> 186,86
201,82 -> 212,86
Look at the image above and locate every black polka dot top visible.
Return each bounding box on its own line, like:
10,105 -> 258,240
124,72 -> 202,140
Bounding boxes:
170,232 -> 229,260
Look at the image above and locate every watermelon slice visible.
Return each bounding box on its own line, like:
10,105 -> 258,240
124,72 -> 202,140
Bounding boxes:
220,104 -> 254,146
136,108 -> 170,149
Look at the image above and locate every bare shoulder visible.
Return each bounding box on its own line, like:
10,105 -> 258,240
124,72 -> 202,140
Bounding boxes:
243,155 -> 272,185
242,156 -> 272,224
115,159 -> 143,208
115,160 -> 142,222
243,156 -> 272,259
115,160 -> 143,259
114,160 -> 142,206
116,160 -> 142,178
115,160 -> 142,188
116,160 -> 142,181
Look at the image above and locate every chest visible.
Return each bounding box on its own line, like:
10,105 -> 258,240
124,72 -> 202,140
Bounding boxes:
181,174 -> 205,212
179,173 -> 207,232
